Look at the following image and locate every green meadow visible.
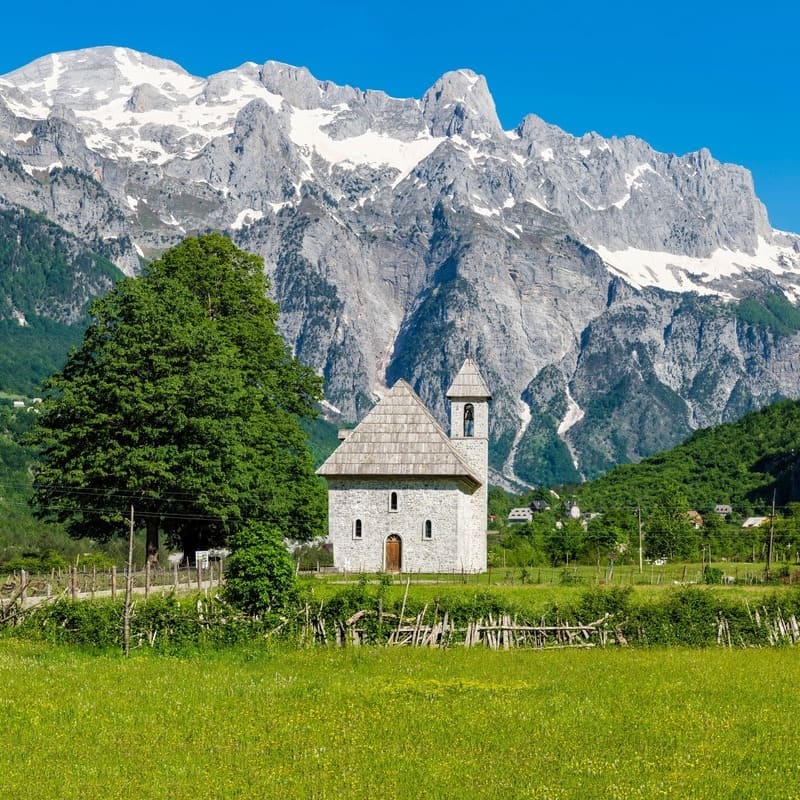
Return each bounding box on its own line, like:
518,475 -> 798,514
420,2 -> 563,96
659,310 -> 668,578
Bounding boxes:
2,641 -> 800,799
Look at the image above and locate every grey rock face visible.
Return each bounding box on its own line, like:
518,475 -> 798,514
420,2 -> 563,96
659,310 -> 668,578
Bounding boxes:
2,47 -> 800,483
422,70 -> 503,138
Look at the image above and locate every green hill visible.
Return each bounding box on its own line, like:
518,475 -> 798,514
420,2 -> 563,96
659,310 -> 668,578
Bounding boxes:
575,398 -> 800,515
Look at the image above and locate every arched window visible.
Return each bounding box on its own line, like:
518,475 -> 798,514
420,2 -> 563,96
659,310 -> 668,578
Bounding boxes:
423,519 -> 433,540
354,519 -> 362,539
389,491 -> 398,511
464,404 -> 475,437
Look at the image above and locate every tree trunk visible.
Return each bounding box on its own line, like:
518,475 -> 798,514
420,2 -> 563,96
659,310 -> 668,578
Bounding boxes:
180,527 -> 201,564
146,517 -> 160,565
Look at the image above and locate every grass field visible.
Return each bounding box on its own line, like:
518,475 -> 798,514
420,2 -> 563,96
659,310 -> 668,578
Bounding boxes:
307,560 -> 771,588
2,641 -> 799,799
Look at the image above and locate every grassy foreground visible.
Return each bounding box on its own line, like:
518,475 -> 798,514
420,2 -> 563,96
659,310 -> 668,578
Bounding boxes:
2,642 -> 800,799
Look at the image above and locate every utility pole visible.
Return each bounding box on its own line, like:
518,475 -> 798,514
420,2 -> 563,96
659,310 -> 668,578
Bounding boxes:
638,503 -> 643,574
123,505 -> 134,657
767,490 -> 776,576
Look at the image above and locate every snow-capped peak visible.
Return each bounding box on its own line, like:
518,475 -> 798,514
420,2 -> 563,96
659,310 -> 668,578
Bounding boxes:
0,47 -> 283,163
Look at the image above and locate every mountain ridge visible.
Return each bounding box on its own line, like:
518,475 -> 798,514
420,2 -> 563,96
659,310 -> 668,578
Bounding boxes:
1,46 -> 800,486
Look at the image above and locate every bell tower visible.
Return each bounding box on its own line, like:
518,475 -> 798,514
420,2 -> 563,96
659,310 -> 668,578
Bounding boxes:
447,357 -> 491,571
447,357 -> 491,455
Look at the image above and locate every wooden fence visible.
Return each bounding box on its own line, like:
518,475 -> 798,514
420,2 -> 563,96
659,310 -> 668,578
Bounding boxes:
301,604 -> 624,650
1,561 -> 224,606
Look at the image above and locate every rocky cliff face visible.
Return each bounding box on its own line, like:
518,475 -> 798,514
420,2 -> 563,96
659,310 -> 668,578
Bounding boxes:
2,47 -> 800,485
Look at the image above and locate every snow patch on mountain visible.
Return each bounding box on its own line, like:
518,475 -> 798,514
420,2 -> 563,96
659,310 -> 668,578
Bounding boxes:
471,202 -> 500,218
557,387 -> 584,437
288,107 -> 444,181
503,399 -> 534,489
612,163 -> 658,209
230,208 -> 265,230
595,236 -> 800,297
21,161 -> 62,176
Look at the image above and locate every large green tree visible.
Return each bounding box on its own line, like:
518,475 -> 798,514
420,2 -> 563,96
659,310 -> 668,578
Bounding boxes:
643,486 -> 696,560
27,234 -> 325,561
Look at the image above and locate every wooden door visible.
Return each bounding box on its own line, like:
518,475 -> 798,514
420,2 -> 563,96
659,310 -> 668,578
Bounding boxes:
385,535 -> 402,572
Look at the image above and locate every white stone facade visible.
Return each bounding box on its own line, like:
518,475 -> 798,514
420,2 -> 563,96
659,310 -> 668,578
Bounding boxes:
327,478 -> 482,573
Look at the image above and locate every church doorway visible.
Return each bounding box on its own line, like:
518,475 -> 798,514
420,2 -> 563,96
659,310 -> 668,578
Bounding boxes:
385,534 -> 402,572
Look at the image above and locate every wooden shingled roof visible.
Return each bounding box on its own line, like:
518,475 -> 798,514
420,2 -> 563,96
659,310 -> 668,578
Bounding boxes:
446,357 -> 492,399
316,379 -> 482,486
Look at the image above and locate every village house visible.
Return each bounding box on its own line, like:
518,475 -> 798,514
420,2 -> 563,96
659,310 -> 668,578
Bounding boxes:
317,358 -> 491,573
687,510 -> 703,529
507,507 -> 533,524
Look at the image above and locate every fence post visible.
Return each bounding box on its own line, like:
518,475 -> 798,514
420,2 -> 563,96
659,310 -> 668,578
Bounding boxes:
91,564 -> 97,599
145,561 -> 151,599
111,566 -> 117,599
71,566 -> 78,599
197,562 -> 202,590
20,569 -> 27,603
173,562 -> 179,590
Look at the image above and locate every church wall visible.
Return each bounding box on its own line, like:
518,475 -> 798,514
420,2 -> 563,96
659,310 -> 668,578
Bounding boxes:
327,479 -> 473,573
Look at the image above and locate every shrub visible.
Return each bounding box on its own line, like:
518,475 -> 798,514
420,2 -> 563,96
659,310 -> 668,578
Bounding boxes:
225,522 -> 297,615
703,565 -> 724,584
15,598 -> 122,648
575,586 -> 633,621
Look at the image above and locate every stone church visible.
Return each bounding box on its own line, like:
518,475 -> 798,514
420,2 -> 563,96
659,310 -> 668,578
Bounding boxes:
317,358 -> 491,573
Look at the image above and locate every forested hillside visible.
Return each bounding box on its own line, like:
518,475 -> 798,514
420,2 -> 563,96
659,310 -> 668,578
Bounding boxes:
576,399 -> 800,514
0,205 -> 121,394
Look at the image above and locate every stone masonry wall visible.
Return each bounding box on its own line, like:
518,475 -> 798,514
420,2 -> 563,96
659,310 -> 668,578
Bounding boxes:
328,478 -> 476,572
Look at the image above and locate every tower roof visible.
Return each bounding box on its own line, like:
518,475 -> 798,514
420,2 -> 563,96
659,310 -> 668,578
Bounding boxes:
446,358 -> 492,400
317,380 -> 481,486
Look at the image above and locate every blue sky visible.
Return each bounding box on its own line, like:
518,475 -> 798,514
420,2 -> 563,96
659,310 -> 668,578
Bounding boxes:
3,0 -> 799,231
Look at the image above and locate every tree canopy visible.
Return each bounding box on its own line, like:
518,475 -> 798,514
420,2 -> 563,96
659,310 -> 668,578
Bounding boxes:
27,234 -> 325,560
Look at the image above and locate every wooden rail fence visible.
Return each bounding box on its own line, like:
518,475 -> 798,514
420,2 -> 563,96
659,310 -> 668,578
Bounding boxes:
1,562 -> 224,607
301,606 -> 624,650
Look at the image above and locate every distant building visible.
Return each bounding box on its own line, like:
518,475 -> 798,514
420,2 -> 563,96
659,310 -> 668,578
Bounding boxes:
529,500 -> 550,512
566,501 -> 581,520
508,508 -> 533,524
742,516 -> 768,528
687,510 -> 703,529
714,504 -> 733,516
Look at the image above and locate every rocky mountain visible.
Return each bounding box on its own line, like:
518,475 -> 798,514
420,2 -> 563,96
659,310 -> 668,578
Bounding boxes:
2,47 -> 800,486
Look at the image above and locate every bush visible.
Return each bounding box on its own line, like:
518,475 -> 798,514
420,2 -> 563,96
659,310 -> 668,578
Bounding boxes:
575,586 -> 633,621
703,565 -> 724,584
225,522 -> 297,615
15,598 -> 122,648
9,594 -> 267,652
